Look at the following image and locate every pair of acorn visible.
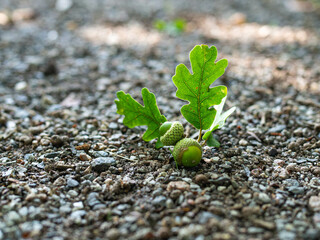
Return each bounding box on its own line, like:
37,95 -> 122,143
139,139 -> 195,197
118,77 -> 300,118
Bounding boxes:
159,121 -> 202,167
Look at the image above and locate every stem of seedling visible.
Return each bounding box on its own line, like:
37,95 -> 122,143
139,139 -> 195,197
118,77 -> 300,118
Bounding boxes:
197,129 -> 202,142
202,138 -> 208,147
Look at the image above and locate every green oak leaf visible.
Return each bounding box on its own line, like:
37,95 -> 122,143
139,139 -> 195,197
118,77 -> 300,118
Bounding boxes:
115,88 -> 167,141
202,96 -> 236,141
172,44 -> 228,130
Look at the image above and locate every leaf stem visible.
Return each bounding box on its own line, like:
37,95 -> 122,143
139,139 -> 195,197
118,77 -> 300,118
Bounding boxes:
197,129 -> 202,142
202,138 -> 208,147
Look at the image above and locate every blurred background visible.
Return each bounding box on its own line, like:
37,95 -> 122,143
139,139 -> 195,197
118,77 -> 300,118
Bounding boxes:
0,0 -> 319,120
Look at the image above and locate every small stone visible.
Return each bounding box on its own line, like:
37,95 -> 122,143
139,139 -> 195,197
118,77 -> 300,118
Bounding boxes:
194,174 -> 208,185
157,227 -> 170,239
12,8 -> 36,21
288,186 -> 304,194
242,206 -> 260,217
79,153 -> 92,161
73,201 -> 84,209
286,163 -> 297,172
314,124 -> 320,133
108,122 -> 118,130
178,224 -> 205,238
229,12 -> 247,25
50,135 -> 64,147
166,198 -> 174,209
0,12 -> 10,26
106,228 -> 120,240
309,196 -> 320,211
15,81 -> 28,91
6,211 -> 20,226
152,196 -> 166,206
258,193 -> 271,203
239,139 -> 248,146
68,190 -> 78,198
278,230 -> 296,240
170,189 -> 181,199
268,148 -> 278,157
279,168 -> 288,179
304,228 -> 320,240
288,142 -> 299,150
53,177 -> 65,186
44,152 -> 60,158
67,178 -> 79,187
87,192 -> 101,207
268,125 -> 286,133
167,181 -> 190,192
55,0 -> 73,12
198,211 -> 219,224
273,159 -> 285,166
252,219 -> 275,230
212,176 -> 231,185
91,157 -> 116,172
19,135 -> 32,145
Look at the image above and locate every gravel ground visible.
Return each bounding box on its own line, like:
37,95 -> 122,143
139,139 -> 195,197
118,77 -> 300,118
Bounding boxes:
1,0 -> 320,239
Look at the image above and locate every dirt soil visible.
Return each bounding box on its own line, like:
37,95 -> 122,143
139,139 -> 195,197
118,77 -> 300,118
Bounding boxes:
1,0 -> 320,239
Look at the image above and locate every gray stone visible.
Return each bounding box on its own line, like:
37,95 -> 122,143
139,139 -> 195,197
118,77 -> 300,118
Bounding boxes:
304,228 -> 320,240
258,193 -> 271,203
91,157 -> 116,172
278,231 -> 296,240
268,125 -> 286,133
288,186 -> 304,194
67,178 -> 79,187
198,211 -> 219,224
152,196 -> 166,206
87,192 -> 101,207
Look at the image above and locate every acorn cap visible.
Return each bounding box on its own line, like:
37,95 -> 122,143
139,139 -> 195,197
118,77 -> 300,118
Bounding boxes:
173,138 -> 202,167
160,121 -> 184,146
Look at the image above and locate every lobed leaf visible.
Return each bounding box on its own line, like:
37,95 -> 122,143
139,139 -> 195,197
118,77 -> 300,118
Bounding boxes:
172,44 -> 228,130
115,88 -> 167,141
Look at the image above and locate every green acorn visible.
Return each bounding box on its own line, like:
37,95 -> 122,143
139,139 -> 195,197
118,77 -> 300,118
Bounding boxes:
173,138 -> 202,167
159,121 -> 184,146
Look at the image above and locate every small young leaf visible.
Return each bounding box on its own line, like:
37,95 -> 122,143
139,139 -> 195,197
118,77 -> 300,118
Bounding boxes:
172,45 -> 228,130
203,96 -> 236,140
115,88 -> 167,141
207,134 -> 221,148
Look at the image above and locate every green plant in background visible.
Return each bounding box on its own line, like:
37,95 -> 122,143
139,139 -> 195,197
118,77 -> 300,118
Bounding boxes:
115,44 -> 236,167
153,18 -> 186,35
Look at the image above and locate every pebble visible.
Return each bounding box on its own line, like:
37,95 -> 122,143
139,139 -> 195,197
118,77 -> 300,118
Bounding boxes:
67,178 -> 79,187
278,230 -> 296,240
53,177 -> 66,186
194,174 -> 208,185
304,228 -> 320,240
239,139 -> 248,146
288,142 -> 299,150
268,148 -> 278,157
258,193 -> 271,203
91,157 -> 116,172
268,125 -> 286,133
79,153 -> 92,161
288,186 -> 304,194
106,228 -> 121,240
108,122 -> 118,130
170,190 -> 181,199
152,196 -> 166,207
309,196 -> 320,211
167,181 -> 190,192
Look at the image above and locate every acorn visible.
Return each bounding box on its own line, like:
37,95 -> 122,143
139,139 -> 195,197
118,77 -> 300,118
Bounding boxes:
173,138 -> 202,167
159,121 -> 184,146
